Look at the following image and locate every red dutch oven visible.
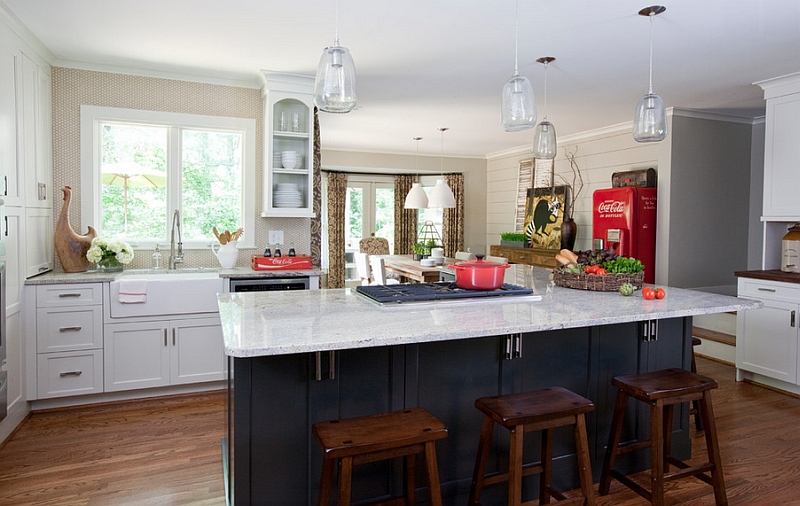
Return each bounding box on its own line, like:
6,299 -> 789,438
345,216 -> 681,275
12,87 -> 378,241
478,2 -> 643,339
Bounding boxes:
451,255 -> 510,290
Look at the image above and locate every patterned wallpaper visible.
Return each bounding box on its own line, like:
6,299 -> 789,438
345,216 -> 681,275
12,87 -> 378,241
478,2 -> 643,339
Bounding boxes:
51,68 -> 312,271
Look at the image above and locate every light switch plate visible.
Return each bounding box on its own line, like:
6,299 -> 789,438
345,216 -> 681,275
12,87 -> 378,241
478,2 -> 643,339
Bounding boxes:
269,230 -> 284,244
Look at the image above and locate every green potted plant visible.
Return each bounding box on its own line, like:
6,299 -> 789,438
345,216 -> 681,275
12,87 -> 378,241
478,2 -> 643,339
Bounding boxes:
412,242 -> 426,260
500,232 -> 527,248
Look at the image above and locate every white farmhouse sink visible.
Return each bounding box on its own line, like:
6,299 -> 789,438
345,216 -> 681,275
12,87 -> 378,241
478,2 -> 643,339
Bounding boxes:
109,270 -> 224,318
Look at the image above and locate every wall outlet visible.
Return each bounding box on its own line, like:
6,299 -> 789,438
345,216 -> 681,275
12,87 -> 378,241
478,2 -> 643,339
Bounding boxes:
269,230 -> 284,245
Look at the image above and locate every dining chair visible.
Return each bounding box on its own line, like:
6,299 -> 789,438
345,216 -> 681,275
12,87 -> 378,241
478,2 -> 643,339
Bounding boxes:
369,256 -> 399,285
485,255 -> 508,264
355,252 -> 373,286
454,251 -> 473,261
359,237 -> 390,255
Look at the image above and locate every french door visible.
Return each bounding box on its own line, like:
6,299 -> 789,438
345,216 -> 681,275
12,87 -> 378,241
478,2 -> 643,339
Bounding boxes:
345,177 -> 394,284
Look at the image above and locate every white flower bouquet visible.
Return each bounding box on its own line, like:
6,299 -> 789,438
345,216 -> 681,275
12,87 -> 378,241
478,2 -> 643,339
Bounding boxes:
87,237 -> 134,271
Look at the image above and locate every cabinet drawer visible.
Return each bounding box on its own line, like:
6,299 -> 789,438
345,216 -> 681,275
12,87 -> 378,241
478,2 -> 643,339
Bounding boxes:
37,307 -> 102,353
508,249 -> 534,265
37,350 -> 103,399
533,253 -> 558,268
738,278 -> 800,302
36,283 -> 103,307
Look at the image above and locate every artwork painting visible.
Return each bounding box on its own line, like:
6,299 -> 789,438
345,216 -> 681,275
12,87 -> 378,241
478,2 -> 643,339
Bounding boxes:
524,185 -> 569,250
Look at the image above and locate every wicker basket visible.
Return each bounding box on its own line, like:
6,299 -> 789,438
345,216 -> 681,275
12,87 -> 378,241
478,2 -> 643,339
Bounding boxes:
553,269 -> 644,292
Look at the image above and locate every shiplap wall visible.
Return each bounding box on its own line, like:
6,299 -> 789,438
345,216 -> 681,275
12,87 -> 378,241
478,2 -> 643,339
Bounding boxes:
486,124 -> 661,254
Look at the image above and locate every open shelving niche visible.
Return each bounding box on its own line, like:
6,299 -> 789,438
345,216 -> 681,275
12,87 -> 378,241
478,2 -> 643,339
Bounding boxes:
261,72 -> 315,218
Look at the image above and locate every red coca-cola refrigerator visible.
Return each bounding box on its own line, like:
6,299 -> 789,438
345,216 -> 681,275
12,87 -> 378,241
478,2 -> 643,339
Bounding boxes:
592,187 -> 657,284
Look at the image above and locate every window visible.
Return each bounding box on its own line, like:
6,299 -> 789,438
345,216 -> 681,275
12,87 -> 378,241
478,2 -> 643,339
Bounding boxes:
418,175 -> 444,243
343,176 -> 394,284
80,106 -> 256,248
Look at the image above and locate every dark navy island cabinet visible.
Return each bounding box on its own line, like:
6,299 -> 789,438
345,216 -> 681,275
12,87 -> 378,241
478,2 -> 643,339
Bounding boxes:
228,317 -> 692,506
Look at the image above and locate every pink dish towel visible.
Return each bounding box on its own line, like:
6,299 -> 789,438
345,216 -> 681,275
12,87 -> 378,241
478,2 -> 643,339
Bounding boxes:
118,279 -> 147,303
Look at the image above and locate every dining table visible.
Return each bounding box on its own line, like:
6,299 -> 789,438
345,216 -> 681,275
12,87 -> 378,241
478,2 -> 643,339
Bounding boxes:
378,254 -> 457,283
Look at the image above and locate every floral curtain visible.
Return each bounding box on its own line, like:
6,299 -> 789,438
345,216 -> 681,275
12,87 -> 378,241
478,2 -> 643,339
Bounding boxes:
326,172 -> 348,288
310,108 -> 322,266
394,175 -> 417,255
442,173 -> 465,257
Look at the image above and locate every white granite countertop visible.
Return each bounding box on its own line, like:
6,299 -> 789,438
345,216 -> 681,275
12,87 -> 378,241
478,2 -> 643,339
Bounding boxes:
24,267 -> 324,285
218,265 -> 760,358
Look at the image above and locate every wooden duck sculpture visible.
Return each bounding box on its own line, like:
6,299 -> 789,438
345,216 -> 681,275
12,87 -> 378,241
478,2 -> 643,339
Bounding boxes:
55,186 -> 97,272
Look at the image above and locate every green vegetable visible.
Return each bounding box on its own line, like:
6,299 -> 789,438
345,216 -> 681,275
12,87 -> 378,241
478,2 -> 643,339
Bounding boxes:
619,283 -> 635,296
604,256 -> 644,274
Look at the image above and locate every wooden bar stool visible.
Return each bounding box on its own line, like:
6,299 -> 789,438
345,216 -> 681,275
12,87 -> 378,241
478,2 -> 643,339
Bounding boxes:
599,368 -> 727,506
313,407 -> 448,506
690,337 -> 703,431
469,387 -> 596,506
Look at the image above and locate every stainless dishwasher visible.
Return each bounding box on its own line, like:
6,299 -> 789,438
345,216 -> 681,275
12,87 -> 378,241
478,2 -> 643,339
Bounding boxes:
229,276 -> 310,292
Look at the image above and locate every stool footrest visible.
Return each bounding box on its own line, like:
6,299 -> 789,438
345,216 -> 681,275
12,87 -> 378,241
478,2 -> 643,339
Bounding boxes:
615,439 -> 651,455
482,461 -> 546,487
664,459 -> 715,485
610,469 -> 652,502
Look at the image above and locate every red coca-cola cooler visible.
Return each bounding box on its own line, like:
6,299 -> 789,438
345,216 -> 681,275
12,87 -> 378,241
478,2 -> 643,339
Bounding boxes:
592,187 -> 657,284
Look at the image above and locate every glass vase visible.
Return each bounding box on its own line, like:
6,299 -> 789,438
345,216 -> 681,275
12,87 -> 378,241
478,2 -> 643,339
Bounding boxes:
97,256 -> 123,273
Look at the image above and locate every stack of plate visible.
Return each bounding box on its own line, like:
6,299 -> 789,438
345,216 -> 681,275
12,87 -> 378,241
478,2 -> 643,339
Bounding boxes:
274,183 -> 303,208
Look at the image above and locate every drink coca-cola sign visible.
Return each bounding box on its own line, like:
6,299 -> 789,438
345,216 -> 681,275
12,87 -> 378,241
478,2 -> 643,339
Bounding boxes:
597,200 -> 626,214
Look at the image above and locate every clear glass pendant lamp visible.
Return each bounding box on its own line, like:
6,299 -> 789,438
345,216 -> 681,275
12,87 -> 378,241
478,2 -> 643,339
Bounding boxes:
501,0 -> 536,132
314,0 -> 357,113
633,5 -> 667,142
532,57 -> 557,159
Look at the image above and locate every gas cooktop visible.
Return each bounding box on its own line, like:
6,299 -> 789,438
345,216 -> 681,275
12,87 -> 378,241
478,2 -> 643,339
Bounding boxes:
355,282 -> 537,305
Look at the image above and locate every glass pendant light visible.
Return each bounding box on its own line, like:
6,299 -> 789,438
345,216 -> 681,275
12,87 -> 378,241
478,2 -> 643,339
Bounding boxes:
501,0 -> 536,132
532,57 -> 557,159
404,137 -> 429,209
427,127 -> 456,209
633,5 -> 667,142
314,0 -> 357,113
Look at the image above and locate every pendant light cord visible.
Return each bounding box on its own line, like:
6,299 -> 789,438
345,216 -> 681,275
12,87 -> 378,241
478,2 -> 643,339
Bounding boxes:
648,12 -> 654,94
334,0 -> 340,46
439,127 -> 448,175
513,0 -> 520,76
543,61 -> 548,120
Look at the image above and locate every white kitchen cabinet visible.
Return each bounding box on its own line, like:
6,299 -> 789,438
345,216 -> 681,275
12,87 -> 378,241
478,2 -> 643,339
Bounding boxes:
24,207 -> 53,277
736,277 -> 800,384
758,73 -> 800,220
19,53 -> 52,208
32,283 -> 104,399
3,208 -> 23,313
260,71 -> 315,218
0,42 -> 22,206
104,316 -> 225,392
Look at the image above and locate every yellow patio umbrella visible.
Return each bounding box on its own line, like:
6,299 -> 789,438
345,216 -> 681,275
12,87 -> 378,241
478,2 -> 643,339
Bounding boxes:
102,161 -> 166,236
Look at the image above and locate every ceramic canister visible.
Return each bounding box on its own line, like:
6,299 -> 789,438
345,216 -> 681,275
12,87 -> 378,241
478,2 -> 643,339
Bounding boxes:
782,223 -> 800,273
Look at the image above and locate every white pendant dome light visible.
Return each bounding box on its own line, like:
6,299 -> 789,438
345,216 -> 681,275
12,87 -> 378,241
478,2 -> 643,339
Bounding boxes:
427,128 -> 456,209
404,137 -> 429,209
532,56 -> 557,159
500,0 -> 536,132
633,5 -> 668,142
314,0 -> 357,113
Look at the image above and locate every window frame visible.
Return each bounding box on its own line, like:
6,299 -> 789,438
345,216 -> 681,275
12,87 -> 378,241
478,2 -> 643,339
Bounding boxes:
80,105 -> 256,249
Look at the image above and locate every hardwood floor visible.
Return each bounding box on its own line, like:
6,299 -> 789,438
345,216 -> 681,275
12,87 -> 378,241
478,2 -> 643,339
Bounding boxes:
0,391 -> 226,506
1,359 -> 799,505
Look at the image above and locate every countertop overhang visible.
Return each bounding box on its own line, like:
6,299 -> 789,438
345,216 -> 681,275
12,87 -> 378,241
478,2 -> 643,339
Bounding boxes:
219,266 -> 760,358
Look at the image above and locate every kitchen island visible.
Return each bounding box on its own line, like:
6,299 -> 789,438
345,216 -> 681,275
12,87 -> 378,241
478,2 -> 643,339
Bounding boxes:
218,266 -> 759,506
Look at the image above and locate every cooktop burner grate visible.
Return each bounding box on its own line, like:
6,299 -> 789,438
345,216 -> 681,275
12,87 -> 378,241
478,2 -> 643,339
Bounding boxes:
355,282 -> 534,304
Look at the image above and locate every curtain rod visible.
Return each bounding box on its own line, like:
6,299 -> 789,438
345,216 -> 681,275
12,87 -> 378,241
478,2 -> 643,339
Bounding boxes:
321,168 -> 462,176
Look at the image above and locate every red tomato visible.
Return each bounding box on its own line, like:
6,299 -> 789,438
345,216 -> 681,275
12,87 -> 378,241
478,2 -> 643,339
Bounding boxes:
642,287 -> 656,300
585,265 -> 598,274
655,288 -> 666,299
595,267 -> 606,276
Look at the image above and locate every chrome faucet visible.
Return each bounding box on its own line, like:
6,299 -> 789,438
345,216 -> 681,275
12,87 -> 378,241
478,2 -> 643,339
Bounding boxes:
169,210 -> 184,269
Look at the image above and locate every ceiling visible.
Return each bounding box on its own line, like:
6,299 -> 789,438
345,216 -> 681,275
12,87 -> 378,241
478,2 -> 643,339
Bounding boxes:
3,0 -> 799,157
